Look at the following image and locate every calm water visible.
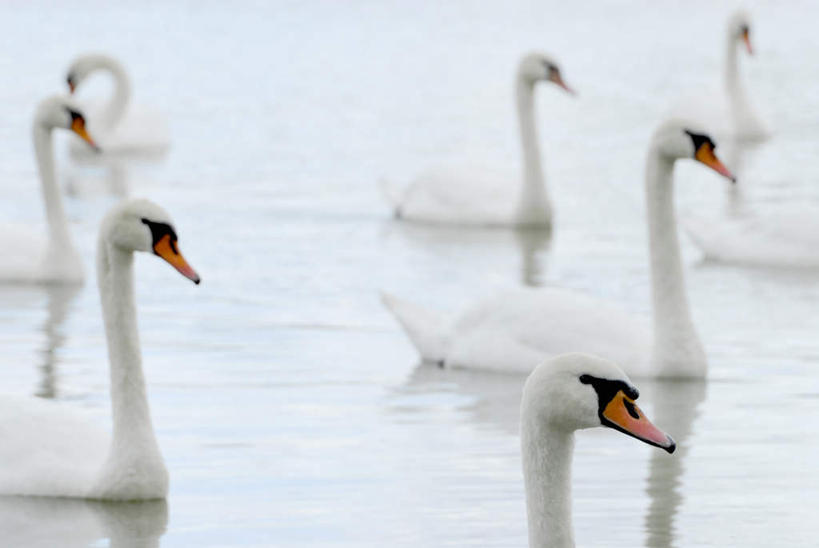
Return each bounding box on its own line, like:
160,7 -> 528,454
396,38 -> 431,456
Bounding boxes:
1,1 -> 818,546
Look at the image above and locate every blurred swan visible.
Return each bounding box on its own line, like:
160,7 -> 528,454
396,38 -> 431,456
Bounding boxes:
684,206 -> 819,269
672,10 -> 768,141
0,199 -> 200,499
0,96 -> 98,284
381,52 -> 574,228
723,11 -> 768,140
65,53 -> 170,158
521,353 -> 675,547
383,119 -> 735,379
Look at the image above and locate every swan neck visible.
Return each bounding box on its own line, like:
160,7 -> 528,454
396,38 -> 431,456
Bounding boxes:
645,150 -> 704,375
33,125 -> 72,248
516,77 -> 551,224
723,34 -> 742,102
522,419 -> 575,548
98,58 -> 131,129
97,240 -> 161,461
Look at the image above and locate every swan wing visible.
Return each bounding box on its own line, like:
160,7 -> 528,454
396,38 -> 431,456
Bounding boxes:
382,292 -> 451,363
69,100 -> 170,158
684,208 -> 819,268
395,167 -> 519,226
0,395 -> 108,497
0,225 -> 47,282
447,288 -> 650,375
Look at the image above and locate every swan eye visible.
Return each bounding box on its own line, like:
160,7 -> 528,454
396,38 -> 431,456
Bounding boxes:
578,374 -> 592,384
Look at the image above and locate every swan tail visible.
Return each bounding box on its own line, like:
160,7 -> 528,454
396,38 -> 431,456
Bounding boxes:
381,292 -> 448,363
378,178 -> 405,218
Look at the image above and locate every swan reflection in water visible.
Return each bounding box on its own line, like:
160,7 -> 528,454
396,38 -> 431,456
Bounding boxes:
382,222 -> 551,288
35,284 -> 81,399
640,379 -> 708,548
0,497 -> 167,548
392,361 -> 525,435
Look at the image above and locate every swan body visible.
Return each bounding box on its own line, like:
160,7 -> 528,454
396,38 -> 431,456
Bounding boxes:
384,52 -> 573,228
0,96 -> 98,284
66,54 -> 170,158
384,118 -> 735,379
684,207 -> 819,268
0,198 -> 200,500
521,353 -> 675,548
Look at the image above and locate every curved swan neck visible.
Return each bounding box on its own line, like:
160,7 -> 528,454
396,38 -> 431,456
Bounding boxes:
89,56 -> 131,129
33,125 -> 72,248
645,150 -> 705,376
521,418 -> 575,548
515,75 -> 552,225
96,239 -> 161,462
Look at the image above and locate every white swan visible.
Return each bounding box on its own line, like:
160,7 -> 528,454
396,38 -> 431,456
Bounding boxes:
65,53 -> 170,157
723,10 -> 768,140
383,118 -> 735,378
0,96 -> 98,284
521,353 -> 675,548
684,206 -> 819,268
671,11 -> 768,141
382,52 -> 574,228
0,198 -> 200,499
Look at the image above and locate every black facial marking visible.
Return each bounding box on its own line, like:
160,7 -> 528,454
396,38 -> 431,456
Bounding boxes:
740,24 -> 749,36
542,60 -> 557,76
141,218 -> 179,254
66,72 -> 76,87
579,374 -> 639,405
66,108 -> 84,124
684,129 -> 715,153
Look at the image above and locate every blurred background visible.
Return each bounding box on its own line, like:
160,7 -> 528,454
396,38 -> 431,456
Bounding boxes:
0,0 -> 818,546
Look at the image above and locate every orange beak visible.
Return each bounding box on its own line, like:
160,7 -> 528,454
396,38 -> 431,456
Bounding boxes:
70,116 -> 99,152
551,72 -> 576,96
695,142 -> 736,183
68,81 -> 76,94
153,234 -> 201,284
602,390 -> 676,453
742,28 -> 753,55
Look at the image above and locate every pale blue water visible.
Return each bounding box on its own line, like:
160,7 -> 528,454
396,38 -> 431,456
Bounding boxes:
0,1 -> 818,546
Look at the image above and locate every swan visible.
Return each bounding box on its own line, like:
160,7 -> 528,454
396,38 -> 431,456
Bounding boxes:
0,198 -> 200,499
381,52 -> 574,228
684,206 -> 819,269
0,96 -> 98,284
65,53 -> 170,157
521,353 -> 675,548
723,10 -> 768,140
671,10 -> 767,141
383,118 -> 735,378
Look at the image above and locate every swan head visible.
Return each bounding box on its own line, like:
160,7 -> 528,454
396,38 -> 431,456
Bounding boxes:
651,119 -> 736,182
728,10 -> 753,55
518,52 -> 575,94
101,198 -> 201,284
65,53 -> 118,94
522,353 -> 676,453
34,95 -> 99,151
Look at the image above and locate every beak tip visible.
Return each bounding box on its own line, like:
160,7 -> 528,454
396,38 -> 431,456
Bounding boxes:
193,277 -> 201,285
664,436 -> 677,454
